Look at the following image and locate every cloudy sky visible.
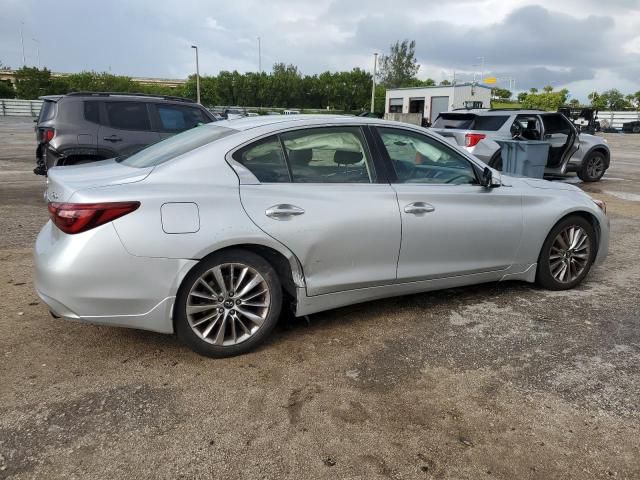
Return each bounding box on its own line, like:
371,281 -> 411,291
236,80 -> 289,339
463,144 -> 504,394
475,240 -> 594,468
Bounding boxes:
1,0 -> 639,101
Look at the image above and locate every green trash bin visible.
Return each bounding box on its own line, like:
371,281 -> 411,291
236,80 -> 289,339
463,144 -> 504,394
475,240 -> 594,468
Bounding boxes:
495,140 -> 550,179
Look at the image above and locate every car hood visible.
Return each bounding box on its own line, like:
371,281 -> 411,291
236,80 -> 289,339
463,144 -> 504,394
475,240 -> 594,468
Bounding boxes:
46,159 -> 153,202
517,176 -> 583,193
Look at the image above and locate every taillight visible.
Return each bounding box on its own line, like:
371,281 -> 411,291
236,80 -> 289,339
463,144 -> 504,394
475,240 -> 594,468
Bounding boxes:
48,201 -> 140,234
40,127 -> 55,143
465,133 -> 486,147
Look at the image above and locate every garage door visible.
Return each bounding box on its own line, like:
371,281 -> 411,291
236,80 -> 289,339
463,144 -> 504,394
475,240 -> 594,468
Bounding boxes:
430,96 -> 449,123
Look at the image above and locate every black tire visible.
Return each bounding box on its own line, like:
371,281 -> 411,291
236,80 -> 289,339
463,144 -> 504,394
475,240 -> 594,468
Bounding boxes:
175,249 -> 282,358
633,124 -> 640,134
536,215 -> 596,291
488,152 -> 503,171
577,152 -> 607,182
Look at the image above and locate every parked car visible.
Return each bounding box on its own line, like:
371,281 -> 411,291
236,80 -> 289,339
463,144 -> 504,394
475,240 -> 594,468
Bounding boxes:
34,92 -> 215,175
35,115 -> 609,357
223,107 -> 246,120
283,109 -> 300,115
622,120 -> 640,134
431,109 -> 611,182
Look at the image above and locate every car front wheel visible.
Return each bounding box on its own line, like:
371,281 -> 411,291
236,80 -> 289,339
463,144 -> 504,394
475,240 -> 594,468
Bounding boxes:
578,152 -> 607,182
175,249 -> 282,358
536,216 -> 596,290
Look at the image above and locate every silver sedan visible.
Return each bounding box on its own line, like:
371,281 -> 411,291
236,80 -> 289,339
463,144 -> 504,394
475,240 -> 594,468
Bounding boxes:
35,116 -> 609,357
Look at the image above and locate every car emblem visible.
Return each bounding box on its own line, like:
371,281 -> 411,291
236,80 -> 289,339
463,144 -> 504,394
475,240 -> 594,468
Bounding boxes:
49,191 -> 59,200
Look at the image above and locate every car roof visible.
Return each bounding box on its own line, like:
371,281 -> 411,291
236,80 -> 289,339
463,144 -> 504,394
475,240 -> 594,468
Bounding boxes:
208,114 -> 423,132
40,92 -> 196,104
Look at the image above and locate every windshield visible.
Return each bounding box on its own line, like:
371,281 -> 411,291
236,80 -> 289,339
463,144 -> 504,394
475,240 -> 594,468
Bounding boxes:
117,125 -> 237,168
433,113 -> 509,131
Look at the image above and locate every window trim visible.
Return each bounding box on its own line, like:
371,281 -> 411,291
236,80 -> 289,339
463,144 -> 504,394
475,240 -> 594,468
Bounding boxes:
372,125 -> 481,186
103,100 -> 153,132
151,103 -> 214,133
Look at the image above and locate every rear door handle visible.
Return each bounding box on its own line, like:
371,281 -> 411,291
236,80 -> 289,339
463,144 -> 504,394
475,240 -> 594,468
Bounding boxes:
404,202 -> 435,214
103,135 -> 123,142
265,204 -> 305,219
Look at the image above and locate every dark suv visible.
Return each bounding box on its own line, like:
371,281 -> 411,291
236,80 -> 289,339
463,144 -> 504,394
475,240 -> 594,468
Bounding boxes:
34,92 -> 215,175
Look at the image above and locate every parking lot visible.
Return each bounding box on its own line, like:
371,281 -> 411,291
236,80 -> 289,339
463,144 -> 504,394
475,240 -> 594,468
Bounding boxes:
0,115 -> 638,479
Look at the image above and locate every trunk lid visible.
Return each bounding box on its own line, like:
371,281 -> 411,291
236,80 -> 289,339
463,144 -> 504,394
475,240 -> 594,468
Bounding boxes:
45,160 -> 152,202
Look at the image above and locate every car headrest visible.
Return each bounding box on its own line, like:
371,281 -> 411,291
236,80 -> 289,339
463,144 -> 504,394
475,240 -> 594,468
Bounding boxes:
288,149 -> 313,166
334,150 -> 363,165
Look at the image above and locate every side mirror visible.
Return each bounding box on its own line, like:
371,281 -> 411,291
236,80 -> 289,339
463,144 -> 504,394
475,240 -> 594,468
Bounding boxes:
481,167 -> 493,188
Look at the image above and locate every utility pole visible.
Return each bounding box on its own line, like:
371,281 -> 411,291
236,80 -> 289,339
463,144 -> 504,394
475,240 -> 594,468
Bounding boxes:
370,52 -> 378,113
477,56 -> 485,82
20,22 -> 26,66
191,45 -> 200,104
257,36 -> 262,73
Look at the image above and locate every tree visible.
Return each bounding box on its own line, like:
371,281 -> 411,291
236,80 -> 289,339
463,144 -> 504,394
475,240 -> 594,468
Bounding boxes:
492,88 -> 512,100
378,40 -> 420,88
14,67 -> 60,99
521,88 -> 569,111
439,79 -> 451,86
588,91 -> 607,110
599,89 -> 632,110
568,98 -> 580,107
517,92 -> 528,103
529,87 -> 538,94
542,85 -> 554,93
423,78 -> 436,86
0,80 -> 15,98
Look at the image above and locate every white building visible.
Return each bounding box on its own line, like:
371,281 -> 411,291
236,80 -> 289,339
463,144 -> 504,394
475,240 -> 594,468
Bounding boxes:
385,83 -> 493,124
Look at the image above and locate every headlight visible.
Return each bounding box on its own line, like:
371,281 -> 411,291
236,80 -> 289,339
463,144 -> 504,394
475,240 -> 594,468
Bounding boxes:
592,198 -> 606,214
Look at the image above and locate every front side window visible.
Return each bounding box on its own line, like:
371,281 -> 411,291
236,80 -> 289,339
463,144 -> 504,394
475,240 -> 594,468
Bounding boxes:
280,127 -> 373,183
157,104 -> 210,132
232,136 -> 290,182
378,127 -> 477,185
105,101 -> 151,131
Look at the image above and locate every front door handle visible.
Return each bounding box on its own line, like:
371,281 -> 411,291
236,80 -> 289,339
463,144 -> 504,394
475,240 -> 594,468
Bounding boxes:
265,204 -> 305,219
404,202 -> 435,214
103,135 -> 123,142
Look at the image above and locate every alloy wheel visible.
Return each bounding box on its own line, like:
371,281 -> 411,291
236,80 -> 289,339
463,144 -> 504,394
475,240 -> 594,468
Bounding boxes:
586,155 -> 605,180
548,225 -> 591,283
186,263 -> 271,346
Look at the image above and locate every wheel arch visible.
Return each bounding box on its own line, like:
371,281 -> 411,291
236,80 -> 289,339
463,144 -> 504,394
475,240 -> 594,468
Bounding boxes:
544,209 -> 601,260
583,145 -> 611,168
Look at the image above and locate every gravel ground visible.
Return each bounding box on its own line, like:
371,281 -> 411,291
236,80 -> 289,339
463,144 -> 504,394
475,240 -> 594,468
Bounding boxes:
0,116 -> 639,479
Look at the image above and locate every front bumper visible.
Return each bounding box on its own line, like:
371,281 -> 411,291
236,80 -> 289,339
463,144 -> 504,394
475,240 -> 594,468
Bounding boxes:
34,221 -> 197,334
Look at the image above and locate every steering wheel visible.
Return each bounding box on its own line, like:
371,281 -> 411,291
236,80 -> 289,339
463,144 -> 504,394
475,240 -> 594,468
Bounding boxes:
511,122 -> 524,140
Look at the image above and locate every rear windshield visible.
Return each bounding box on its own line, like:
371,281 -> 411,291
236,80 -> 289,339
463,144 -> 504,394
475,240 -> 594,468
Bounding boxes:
38,100 -> 57,122
433,113 -> 509,131
117,125 -> 237,168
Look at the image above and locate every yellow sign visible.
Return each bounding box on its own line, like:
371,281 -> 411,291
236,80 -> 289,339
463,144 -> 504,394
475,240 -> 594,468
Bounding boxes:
482,77 -> 497,84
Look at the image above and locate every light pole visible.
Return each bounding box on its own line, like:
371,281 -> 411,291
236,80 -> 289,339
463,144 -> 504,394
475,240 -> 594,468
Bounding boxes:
32,38 -> 40,67
191,45 -> 201,104
370,52 -> 378,113
20,22 -> 26,66
257,36 -> 262,73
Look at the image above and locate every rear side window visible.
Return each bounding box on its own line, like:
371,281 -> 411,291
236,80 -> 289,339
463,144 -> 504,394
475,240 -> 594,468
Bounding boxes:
157,104 -> 211,132
117,125 -> 236,168
232,136 -> 290,183
280,127 -> 373,183
105,102 -> 151,131
433,114 -> 508,131
38,100 -> 57,122
542,114 -> 571,133
84,101 -> 101,124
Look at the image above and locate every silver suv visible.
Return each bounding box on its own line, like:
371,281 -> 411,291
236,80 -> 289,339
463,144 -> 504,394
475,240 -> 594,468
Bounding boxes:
431,109 -> 611,182
34,92 -> 215,175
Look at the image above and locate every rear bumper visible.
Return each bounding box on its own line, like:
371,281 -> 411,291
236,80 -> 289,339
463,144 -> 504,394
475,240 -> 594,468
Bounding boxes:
34,221 -> 197,334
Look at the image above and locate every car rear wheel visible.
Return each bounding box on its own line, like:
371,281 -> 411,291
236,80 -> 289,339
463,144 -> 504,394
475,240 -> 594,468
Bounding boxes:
577,152 -> 606,182
536,216 -> 595,290
175,249 -> 282,357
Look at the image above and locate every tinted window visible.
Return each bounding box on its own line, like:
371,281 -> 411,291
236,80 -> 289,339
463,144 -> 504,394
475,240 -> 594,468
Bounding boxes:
105,102 -> 151,130
38,100 -> 57,122
232,136 -> 290,183
542,114 -> 571,133
433,113 -> 508,131
378,127 -> 477,185
157,104 -> 210,132
118,125 -> 236,168
84,101 -> 101,124
280,127 -> 373,183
